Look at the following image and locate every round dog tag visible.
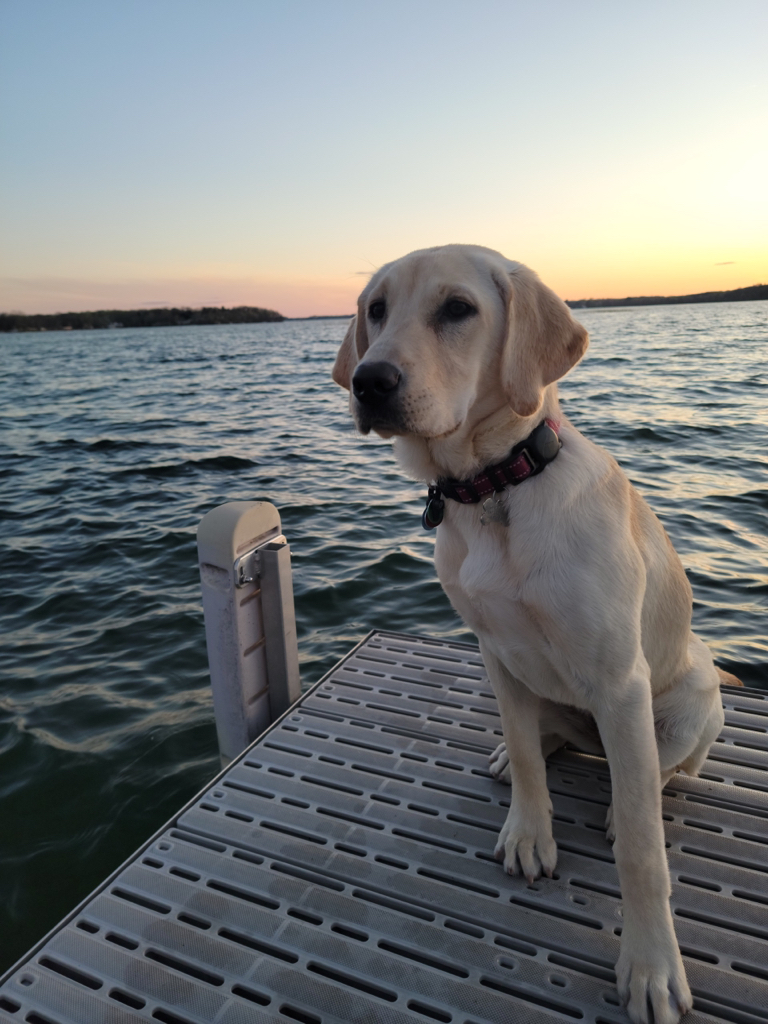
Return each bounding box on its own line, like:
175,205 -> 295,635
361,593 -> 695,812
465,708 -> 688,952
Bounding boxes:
422,496 -> 444,529
533,422 -> 560,461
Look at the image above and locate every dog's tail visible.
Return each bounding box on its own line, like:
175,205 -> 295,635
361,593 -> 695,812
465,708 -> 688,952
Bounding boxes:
718,667 -> 744,687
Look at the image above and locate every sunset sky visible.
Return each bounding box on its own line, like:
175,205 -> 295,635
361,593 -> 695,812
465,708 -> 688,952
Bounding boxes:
1,0 -> 766,317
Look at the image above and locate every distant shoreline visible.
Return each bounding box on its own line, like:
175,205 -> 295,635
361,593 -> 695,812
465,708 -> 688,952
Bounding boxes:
566,283 -> 767,309
286,314 -> 353,321
0,305 -> 284,334
1,283 -> 766,332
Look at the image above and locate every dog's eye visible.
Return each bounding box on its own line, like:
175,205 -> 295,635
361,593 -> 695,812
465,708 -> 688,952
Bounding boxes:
442,299 -> 476,321
368,300 -> 386,322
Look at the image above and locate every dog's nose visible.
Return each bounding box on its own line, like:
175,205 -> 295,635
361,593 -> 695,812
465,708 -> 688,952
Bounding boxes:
352,361 -> 402,406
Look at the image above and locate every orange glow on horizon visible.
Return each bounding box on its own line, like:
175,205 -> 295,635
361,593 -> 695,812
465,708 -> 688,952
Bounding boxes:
3,255 -> 766,319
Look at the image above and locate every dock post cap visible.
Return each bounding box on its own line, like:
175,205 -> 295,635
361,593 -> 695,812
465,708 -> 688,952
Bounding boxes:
197,500 -> 282,570
196,499 -> 300,764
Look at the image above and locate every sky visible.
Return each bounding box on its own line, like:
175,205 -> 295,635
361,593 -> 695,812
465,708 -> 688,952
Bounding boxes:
1,0 -> 767,317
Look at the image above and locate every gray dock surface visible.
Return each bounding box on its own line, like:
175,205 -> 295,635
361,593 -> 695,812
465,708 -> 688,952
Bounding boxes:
1,630 -> 767,1024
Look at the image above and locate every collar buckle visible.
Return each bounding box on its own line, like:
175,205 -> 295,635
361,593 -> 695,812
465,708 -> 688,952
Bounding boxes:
519,447 -> 538,476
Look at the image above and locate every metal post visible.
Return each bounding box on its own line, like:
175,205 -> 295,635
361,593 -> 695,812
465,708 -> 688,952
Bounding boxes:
197,501 -> 301,765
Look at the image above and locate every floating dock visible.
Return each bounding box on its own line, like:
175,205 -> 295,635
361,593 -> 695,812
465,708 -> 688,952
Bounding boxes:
1,630 -> 767,1024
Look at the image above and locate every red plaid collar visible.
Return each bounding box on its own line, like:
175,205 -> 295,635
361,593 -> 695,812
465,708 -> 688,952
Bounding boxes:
422,419 -> 561,528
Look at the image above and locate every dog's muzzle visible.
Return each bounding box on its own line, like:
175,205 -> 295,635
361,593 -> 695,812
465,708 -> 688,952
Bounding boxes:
351,361 -> 404,433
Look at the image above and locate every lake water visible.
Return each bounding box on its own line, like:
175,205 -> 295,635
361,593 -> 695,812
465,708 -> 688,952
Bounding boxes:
1,301 -> 766,973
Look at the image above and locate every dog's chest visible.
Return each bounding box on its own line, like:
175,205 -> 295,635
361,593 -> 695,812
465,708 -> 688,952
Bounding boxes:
434,515 -> 583,706
434,509 -> 533,617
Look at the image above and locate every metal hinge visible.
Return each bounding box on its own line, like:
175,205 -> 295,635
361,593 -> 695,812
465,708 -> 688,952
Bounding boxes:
233,535 -> 286,588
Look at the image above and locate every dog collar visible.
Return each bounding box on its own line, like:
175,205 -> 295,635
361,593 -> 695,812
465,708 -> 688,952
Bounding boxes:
422,419 -> 561,529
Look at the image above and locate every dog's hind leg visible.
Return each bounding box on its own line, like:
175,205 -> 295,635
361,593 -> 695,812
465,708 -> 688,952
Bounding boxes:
606,633 -> 725,841
489,732 -> 567,785
488,740 -> 512,783
653,633 -> 725,782
490,701 -> 603,784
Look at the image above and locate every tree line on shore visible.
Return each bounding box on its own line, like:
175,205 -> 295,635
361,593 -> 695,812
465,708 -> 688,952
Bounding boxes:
0,305 -> 284,333
2,283 -> 766,332
566,283 -> 768,309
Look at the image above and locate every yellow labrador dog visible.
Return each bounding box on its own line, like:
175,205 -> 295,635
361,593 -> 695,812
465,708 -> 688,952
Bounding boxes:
332,244 -> 740,1024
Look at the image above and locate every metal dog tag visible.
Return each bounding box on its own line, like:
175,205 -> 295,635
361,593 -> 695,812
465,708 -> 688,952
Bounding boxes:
532,421 -> 561,461
480,492 -> 508,526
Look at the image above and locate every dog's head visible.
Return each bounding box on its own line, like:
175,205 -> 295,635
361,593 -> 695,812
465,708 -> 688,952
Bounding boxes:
333,245 -> 588,441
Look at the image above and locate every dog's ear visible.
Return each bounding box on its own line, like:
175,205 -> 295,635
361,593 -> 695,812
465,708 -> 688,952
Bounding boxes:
332,316 -> 358,390
332,290 -> 373,390
497,263 -> 588,418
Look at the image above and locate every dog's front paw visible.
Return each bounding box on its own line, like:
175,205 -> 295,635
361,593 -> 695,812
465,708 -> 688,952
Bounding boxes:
494,811 -> 557,883
489,742 -> 511,784
616,927 -> 692,1024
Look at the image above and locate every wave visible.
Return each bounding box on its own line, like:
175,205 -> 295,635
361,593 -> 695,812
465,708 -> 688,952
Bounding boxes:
112,454 -> 261,478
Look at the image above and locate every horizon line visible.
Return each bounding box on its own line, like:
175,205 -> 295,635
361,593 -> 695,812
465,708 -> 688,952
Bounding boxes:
2,280 -> 767,323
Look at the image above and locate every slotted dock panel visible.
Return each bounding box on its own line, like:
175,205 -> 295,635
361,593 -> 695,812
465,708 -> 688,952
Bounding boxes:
2,631 -> 768,1024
